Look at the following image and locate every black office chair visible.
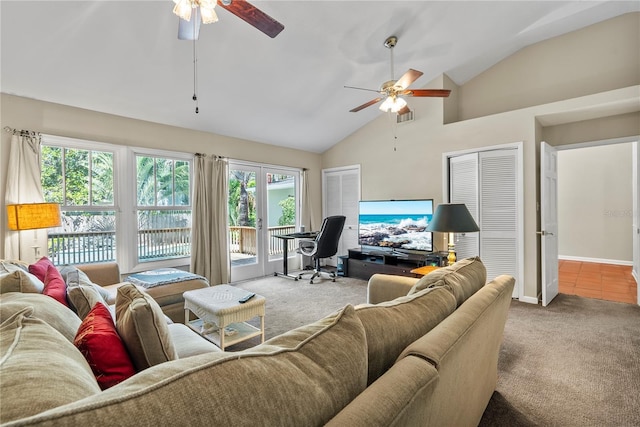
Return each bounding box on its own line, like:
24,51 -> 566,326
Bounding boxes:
297,215 -> 346,284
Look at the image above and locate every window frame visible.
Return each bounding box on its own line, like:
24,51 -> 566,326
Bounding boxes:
41,135 -> 194,273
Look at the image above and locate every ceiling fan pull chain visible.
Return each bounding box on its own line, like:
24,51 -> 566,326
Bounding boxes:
192,24 -> 199,114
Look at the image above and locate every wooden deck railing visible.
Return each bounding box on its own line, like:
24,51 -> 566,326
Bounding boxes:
229,225 -> 296,255
48,225 -> 297,265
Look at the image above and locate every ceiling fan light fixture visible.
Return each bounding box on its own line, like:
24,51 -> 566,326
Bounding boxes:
173,0 -> 218,24
379,96 -> 407,113
199,2 -> 218,24
173,0 -> 194,22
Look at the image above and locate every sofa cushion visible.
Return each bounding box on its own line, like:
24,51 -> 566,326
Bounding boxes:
43,264 -> 69,307
59,265 -> 114,304
74,302 -> 136,390
408,256 -> 487,306
115,283 -> 177,371
0,307 -> 101,424
0,292 -> 81,342
355,286 -> 457,385
0,261 -> 45,293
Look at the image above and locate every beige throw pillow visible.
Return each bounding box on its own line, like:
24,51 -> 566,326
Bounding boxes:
408,256 -> 487,306
59,265 -> 114,304
67,283 -> 107,320
115,283 -> 177,371
0,261 -> 45,294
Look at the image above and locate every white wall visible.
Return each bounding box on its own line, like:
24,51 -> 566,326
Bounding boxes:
558,143 -> 633,263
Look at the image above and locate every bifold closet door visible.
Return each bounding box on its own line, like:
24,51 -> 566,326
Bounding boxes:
449,149 -> 520,297
479,150 -> 518,287
322,166 -> 360,263
449,153 -> 480,259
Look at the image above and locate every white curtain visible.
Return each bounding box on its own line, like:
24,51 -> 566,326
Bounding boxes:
190,154 -> 230,285
301,169 -> 316,231
4,132 -> 45,261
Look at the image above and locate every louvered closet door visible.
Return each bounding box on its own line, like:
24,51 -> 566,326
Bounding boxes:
323,166 -> 360,264
479,150 -> 518,288
449,153 -> 480,258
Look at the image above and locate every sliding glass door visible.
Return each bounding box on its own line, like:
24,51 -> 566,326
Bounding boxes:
228,162 -> 300,281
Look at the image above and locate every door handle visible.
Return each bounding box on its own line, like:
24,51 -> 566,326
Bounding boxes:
536,231 -> 554,236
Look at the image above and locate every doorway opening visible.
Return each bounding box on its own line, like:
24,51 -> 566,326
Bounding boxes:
555,139 -> 638,305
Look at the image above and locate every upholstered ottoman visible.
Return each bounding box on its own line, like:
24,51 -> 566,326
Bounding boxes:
78,263 -> 210,324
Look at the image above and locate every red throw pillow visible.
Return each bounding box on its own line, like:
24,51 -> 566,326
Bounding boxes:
28,257 -> 55,282
74,302 -> 137,390
43,264 -> 69,307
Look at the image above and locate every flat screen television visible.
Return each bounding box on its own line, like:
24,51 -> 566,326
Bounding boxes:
358,199 -> 434,254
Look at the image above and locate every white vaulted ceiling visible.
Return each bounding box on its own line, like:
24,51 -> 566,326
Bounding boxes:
1,1 -> 638,153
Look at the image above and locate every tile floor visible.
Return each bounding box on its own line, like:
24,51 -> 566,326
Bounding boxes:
558,260 -> 638,304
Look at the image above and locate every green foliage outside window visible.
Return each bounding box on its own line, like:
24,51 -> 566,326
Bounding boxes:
278,196 -> 295,226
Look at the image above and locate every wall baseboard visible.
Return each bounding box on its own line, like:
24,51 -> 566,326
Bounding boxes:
519,295 -> 539,305
558,255 -> 633,266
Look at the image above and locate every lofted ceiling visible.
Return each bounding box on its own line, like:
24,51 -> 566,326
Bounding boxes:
1,1 -> 638,153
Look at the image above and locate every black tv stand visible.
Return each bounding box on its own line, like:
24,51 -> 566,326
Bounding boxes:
346,248 -> 446,281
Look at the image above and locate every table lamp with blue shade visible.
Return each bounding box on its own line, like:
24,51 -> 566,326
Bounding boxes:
425,203 -> 479,266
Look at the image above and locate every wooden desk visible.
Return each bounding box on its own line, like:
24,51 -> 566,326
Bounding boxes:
410,265 -> 441,278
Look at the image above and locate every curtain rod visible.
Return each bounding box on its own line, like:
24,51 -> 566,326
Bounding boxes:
195,153 -> 227,160
3,126 -> 40,137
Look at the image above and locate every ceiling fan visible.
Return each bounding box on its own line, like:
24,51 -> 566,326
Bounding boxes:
346,36 -> 451,115
174,0 -> 284,40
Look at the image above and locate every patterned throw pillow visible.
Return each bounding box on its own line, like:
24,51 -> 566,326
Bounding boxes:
74,303 -> 136,390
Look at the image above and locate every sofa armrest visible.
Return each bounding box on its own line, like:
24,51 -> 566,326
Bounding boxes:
77,262 -> 121,286
367,274 -> 419,304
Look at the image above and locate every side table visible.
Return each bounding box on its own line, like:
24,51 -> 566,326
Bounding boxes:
410,265 -> 441,278
183,285 -> 265,350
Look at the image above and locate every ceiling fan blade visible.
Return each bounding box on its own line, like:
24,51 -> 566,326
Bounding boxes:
178,11 -> 202,40
402,89 -> 452,97
350,98 -> 383,113
217,0 -> 284,38
344,85 -> 383,94
395,69 -> 424,90
397,105 -> 411,115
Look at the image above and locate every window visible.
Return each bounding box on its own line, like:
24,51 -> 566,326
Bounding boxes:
136,155 -> 191,263
41,144 -> 117,265
40,135 -> 193,270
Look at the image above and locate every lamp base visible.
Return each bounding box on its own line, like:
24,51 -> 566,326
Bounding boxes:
447,239 -> 456,266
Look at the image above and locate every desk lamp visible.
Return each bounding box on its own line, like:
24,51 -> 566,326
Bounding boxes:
426,203 -> 479,266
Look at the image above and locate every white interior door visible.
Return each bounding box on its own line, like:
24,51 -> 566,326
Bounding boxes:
632,141 -> 639,303
541,142 -> 559,306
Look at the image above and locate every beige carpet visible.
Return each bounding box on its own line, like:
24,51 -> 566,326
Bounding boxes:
227,274 -> 640,426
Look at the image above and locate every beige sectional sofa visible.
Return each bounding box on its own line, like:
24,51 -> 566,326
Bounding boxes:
0,257 -> 514,426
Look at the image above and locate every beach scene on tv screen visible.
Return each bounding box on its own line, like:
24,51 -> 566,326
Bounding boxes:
359,200 -> 433,251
